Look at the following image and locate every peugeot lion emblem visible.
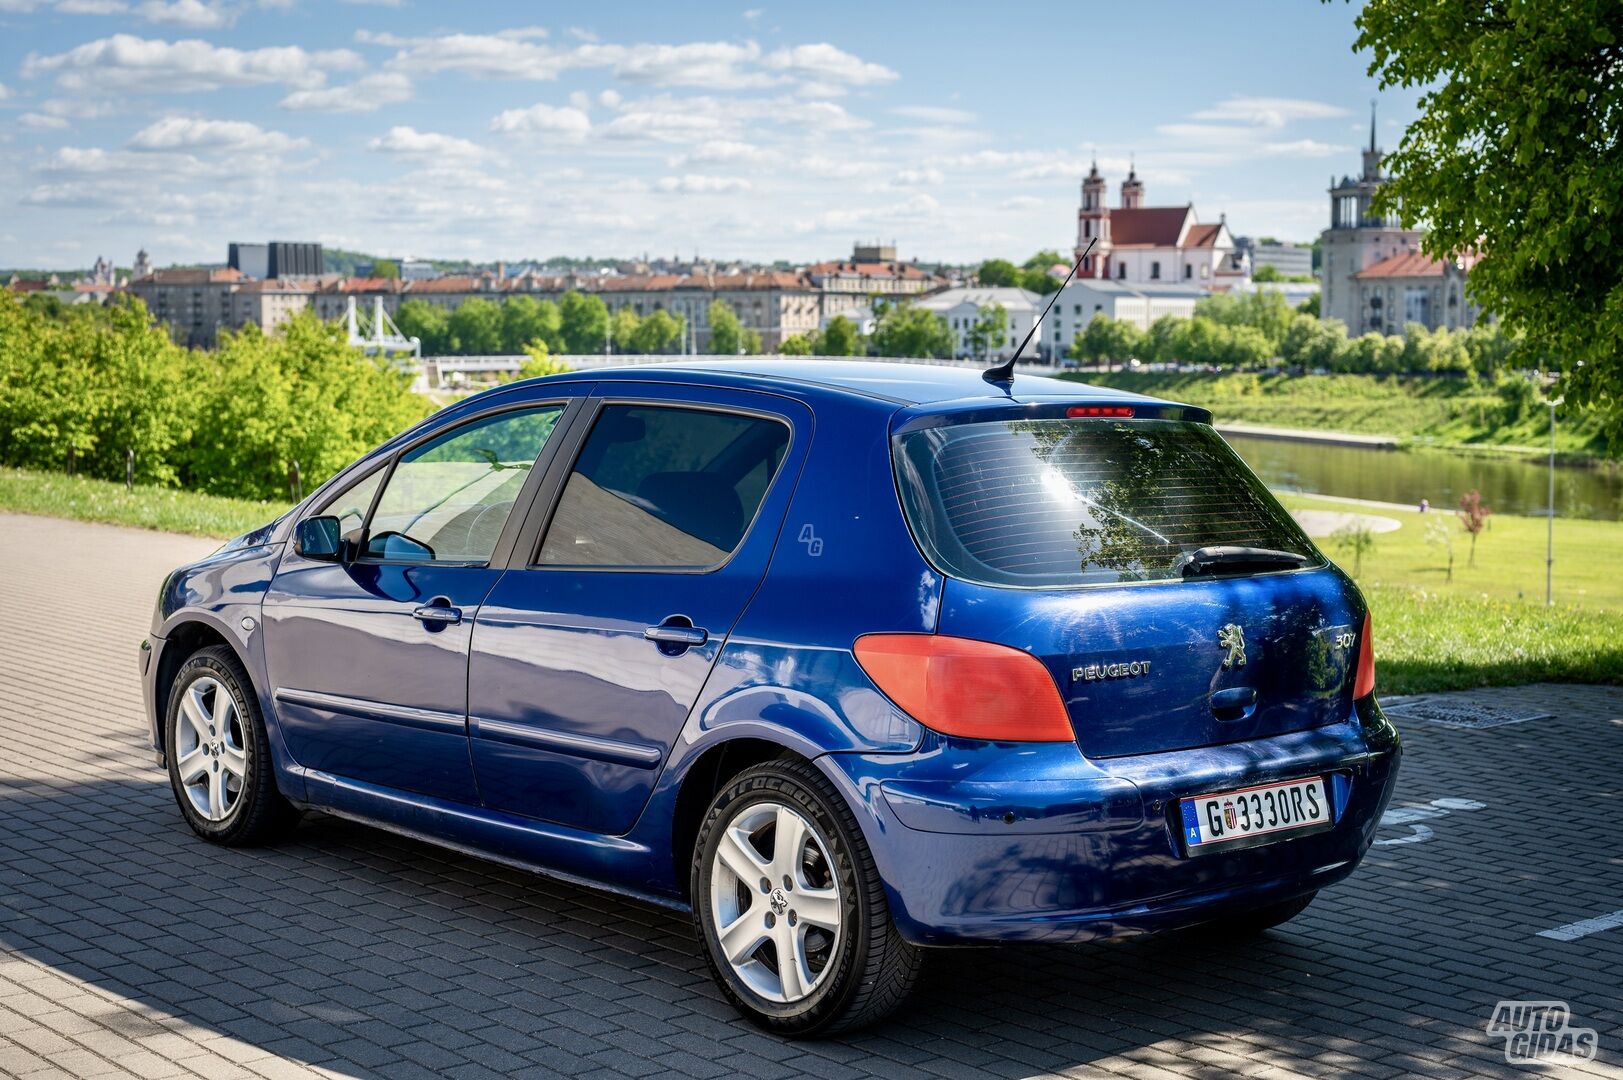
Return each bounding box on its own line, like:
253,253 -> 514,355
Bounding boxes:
1218,623 -> 1247,669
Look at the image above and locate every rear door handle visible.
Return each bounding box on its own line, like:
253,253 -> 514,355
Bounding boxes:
412,601 -> 463,625
643,624 -> 708,647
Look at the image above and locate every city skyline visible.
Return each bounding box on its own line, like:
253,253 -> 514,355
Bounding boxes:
1,1 -> 1422,271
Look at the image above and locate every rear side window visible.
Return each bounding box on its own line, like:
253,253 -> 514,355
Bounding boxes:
538,404 -> 790,568
894,418 -> 1319,587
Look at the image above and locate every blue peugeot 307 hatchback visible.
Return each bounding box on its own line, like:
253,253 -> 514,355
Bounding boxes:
141,359 -> 1400,1034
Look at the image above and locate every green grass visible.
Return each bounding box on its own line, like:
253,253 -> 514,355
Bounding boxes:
0,466 -> 287,538
1367,586 -> 1623,695
1277,493 -> 1623,693
2,463 -> 1618,696
1063,371 -> 1614,458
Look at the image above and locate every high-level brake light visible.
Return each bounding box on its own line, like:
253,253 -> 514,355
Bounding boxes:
1066,405 -> 1136,418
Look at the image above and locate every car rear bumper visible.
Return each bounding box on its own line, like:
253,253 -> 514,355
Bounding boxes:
822,699 -> 1400,946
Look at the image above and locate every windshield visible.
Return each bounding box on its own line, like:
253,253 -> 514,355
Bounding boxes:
894,417 -> 1322,588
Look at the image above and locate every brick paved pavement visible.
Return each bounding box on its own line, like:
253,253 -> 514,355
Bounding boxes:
1,511 -> 1620,1080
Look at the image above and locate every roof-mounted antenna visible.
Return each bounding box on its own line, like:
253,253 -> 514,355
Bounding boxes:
983,236 -> 1096,384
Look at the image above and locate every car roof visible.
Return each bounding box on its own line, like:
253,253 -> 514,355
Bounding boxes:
528,358 -> 1183,409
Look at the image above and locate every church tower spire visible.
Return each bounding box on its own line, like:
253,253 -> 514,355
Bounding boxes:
1076,158 -> 1111,277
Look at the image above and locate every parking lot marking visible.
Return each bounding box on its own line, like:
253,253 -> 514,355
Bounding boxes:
1537,908 -> 1623,942
1373,797 -> 1486,846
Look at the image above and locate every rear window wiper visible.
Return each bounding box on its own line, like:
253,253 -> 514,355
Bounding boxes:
1177,546 -> 1309,578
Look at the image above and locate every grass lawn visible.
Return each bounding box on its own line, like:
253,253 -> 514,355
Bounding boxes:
1,465 -> 1616,696
1065,371 -> 1614,458
0,466 -> 286,539
1278,493 -> 1623,694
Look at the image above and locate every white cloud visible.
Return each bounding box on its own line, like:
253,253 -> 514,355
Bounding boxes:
371,29 -> 570,81
601,110 -> 724,142
667,139 -> 773,167
129,115 -> 309,152
489,102 -> 591,138
1191,96 -> 1350,128
656,174 -> 751,193
582,40 -> 775,89
1259,139 -> 1346,158
137,0 -> 230,27
367,124 -> 487,160
55,0 -> 127,13
0,82 -> 9,100
23,34 -> 364,92
1000,195 -> 1042,210
891,166 -> 943,185
280,71 -> 411,112
891,104 -> 974,124
21,113 -> 71,129
763,44 -> 896,87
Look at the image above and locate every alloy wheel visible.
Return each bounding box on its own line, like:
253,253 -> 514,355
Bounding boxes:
173,675 -> 247,822
708,801 -> 843,1004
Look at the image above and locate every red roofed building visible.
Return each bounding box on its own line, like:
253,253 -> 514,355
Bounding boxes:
1349,250 -> 1483,333
1074,162 -> 1243,289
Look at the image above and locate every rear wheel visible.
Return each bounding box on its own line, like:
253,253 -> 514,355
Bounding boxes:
165,644 -> 298,845
691,759 -> 921,1036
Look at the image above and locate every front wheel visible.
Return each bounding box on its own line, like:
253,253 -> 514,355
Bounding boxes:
165,644 -> 298,845
691,758 -> 921,1036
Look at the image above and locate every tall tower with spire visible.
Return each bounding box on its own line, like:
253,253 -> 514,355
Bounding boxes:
1119,160 -> 1144,210
1075,159 -> 1111,277
1319,100 -> 1423,331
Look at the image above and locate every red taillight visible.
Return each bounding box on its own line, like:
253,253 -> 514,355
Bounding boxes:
1353,610 -> 1376,700
852,634 -> 1075,742
1066,405 -> 1135,418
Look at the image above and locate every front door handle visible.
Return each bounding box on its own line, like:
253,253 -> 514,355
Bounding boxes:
412,599 -> 463,625
643,624 -> 709,648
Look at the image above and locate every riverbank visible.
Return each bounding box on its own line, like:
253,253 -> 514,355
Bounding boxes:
1062,370 -> 1616,461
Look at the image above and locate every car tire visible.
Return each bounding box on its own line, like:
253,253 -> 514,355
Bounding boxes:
691,757 -> 921,1036
1197,891 -> 1317,938
165,644 -> 298,846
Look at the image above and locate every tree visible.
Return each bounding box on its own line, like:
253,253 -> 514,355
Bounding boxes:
871,303 -> 954,358
395,299 -> 450,355
1297,292 -> 1321,318
558,291 -> 609,353
609,307 -> 641,353
708,300 -> 746,354
447,298 -> 503,355
1425,515 -> 1455,583
1071,315 -> 1143,368
1332,520 -> 1376,578
976,259 -> 1020,287
777,333 -> 813,355
1252,264 -> 1283,283
518,340 -> 572,379
965,303 -> 1010,359
814,315 -> 863,356
500,294 -> 561,354
629,309 -> 683,354
371,258 -> 400,280
1023,250 -> 1067,271
1457,489 -> 1492,567
1279,313 -> 1348,369
1350,1 -> 1623,448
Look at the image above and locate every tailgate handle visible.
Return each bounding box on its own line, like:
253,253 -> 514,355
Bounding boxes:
1210,686 -> 1257,719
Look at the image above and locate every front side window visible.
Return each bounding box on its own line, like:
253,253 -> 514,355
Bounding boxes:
318,466 -> 385,541
539,404 -> 790,568
895,418 -> 1319,588
364,406 -> 564,564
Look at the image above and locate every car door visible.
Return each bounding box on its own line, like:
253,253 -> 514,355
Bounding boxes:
467,383 -> 811,835
263,396 -> 583,804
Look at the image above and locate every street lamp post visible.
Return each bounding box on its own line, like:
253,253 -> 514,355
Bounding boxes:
1546,395 -> 1561,607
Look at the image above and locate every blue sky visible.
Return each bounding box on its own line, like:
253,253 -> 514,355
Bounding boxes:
0,1 -> 1420,271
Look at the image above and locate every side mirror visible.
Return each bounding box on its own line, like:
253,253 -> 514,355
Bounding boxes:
294,516 -> 343,561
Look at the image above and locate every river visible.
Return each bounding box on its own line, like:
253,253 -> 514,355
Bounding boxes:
1225,434 -> 1623,522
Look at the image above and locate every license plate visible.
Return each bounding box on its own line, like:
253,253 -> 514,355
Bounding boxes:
1180,776 -> 1329,853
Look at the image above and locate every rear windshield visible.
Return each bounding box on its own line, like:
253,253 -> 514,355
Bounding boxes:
894,418 -> 1320,587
